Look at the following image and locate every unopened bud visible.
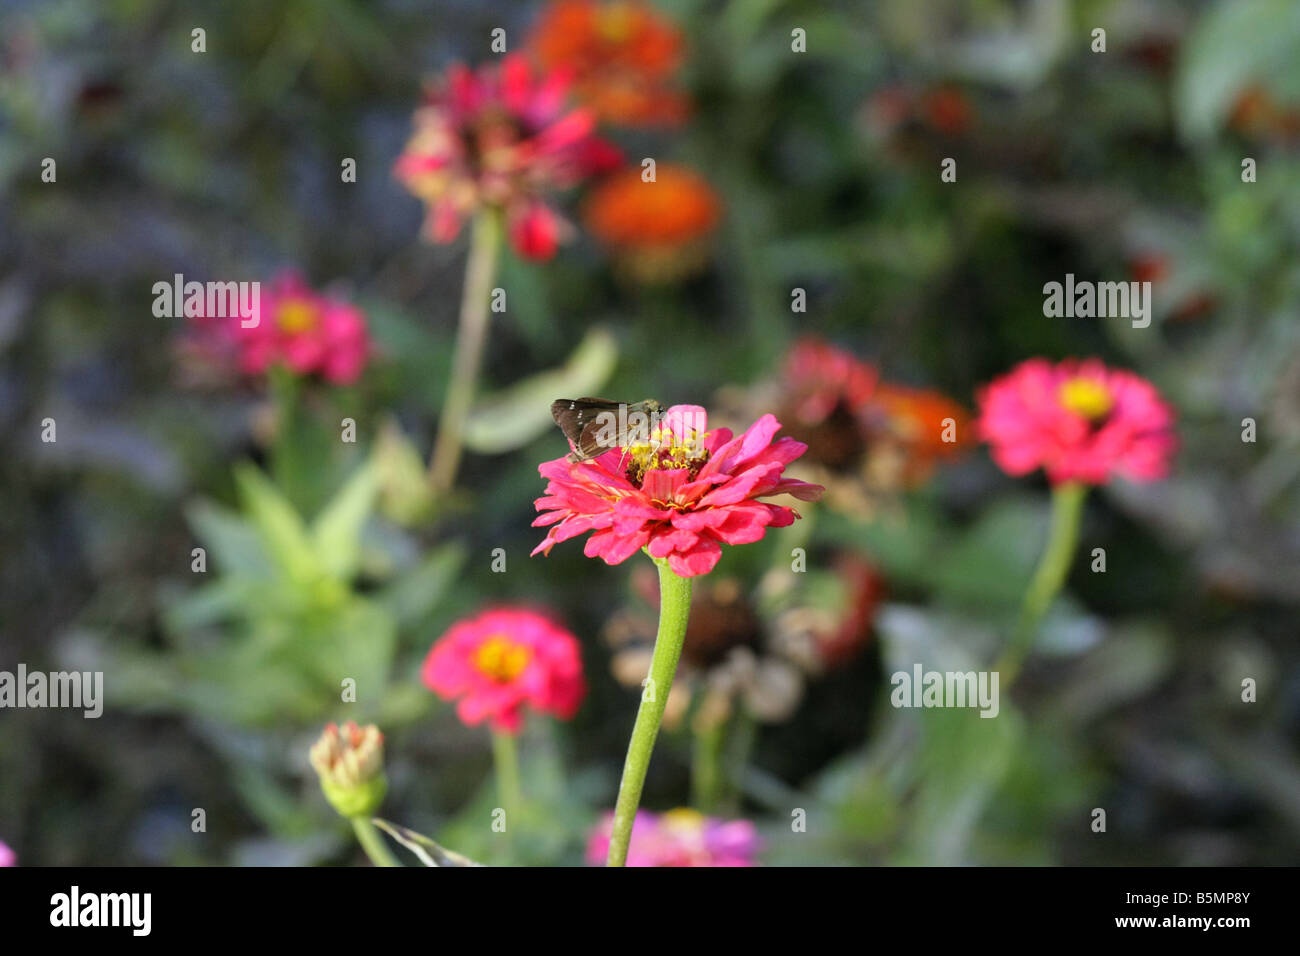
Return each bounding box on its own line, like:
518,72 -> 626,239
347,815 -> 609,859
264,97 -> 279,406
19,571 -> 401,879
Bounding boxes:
310,722 -> 387,818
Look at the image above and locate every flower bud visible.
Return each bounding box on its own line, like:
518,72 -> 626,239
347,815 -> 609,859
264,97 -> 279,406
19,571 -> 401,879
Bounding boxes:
309,722 -> 387,819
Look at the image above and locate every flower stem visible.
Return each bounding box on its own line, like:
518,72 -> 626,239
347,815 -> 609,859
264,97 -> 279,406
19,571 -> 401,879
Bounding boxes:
351,816 -> 401,867
428,209 -> 502,494
491,729 -> 523,826
997,480 -> 1088,686
607,558 -> 694,867
691,719 -> 725,814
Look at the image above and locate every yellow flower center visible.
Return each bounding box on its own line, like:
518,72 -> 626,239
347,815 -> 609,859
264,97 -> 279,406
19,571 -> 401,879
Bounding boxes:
474,636 -> 531,682
661,808 -> 705,832
1058,377 -> 1114,420
276,300 -> 319,334
598,3 -> 637,43
624,426 -> 711,487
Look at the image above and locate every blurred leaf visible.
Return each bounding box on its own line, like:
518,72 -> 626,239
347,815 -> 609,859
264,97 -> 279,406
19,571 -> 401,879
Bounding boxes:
185,500 -> 271,577
311,460 -> 379,580
234,463 -> 321,586
463,327 -> 618,454
1176,0 -> 1300,140
372,819 -> 483,867
377,542 -> 466,628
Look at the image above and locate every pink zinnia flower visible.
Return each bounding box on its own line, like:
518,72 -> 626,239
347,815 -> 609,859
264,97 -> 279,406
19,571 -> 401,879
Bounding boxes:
422,607 -> 585,734
531,405 -> 824,577
976,357 -> 1176,485
585,809 -> 761,866
0,840 -> 14,867
394,53 -> 622,260
230,272 -> 370,384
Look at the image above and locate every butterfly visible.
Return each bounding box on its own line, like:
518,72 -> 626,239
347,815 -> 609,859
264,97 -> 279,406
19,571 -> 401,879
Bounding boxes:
551,398 -> 664,463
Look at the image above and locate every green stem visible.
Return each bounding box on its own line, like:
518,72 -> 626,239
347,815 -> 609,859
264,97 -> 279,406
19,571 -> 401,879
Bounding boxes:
997,481 -> 1088,686
691,718 -> 725,814
351,816 -> 401,867
607,558 -> 694,866
722,707 -> 758,816
428,209 -> 502,494
492,729 -> 523,828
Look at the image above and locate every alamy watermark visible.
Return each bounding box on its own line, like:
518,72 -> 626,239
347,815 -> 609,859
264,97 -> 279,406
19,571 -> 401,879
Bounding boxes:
0,664 -> 103,718
152,273 -> 259,326
1043,273 -> 1151,328
890,664 -> 999,718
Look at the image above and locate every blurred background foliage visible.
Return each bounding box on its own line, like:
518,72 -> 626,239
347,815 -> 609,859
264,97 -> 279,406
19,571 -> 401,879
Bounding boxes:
2,0 -> 1299,865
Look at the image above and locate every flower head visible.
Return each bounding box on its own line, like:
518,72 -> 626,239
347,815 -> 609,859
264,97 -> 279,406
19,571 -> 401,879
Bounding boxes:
586,809 -> 760,866
736,338 -> 969,515
583,164 -> 722,281
422,607 -> 585,734
309,721 -> 387,818
532,405 -> 823,577
528,0 -> 688,127
394,53 -> 621,260
0,840 -> 14,867
976,357 -> 1177,485
231,272 -> 370,384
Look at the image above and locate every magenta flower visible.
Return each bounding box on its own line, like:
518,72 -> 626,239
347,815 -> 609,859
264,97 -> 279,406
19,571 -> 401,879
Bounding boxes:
394,53 -> 622,260
0,840 -> 13,867
230,272 -> 371,384
422,607 -> 586,735
586,809 -> 761,867
976,358 -> 1176,485
531,405 -> 823,577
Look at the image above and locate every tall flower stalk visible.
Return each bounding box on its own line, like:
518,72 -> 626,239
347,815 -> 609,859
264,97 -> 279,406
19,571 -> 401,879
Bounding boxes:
996,480 -> 1087,685
607,557 -> 693,866
428,210 -> 502,493
492,728 -> 524,861
394,54 -> 621,492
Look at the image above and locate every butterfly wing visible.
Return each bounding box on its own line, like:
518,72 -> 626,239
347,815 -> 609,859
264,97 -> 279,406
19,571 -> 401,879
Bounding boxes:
552,398 -> 622,461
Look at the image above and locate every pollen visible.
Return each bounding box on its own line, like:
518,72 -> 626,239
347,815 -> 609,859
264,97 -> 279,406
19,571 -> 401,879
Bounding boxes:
624,426 -> 711,486
276,300 -> 318,334
1058,377 -> 1114,421
474,636 -> 532,682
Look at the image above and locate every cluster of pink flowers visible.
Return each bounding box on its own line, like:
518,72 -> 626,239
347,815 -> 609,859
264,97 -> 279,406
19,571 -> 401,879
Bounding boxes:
532,405 -> 824,577
394,53 -> 621,260
586,809 -> 760,866
422,607 -> 586,734
976,357 -> 1177,485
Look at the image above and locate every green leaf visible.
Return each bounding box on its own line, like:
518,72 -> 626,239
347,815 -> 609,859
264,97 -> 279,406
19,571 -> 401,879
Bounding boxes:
185,500 -> 271,577
1176,0 -> 1300,141
372,819 -> 483,867
233,463 -> 320,585
311,461 -> 379,580
377,542 -> 466,627
462,327 -> 618,454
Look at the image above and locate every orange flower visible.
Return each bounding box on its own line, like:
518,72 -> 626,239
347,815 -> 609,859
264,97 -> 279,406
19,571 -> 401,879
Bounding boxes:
528,0 -> 688,127
583,164 -> 722,280
872,383 -> 971,480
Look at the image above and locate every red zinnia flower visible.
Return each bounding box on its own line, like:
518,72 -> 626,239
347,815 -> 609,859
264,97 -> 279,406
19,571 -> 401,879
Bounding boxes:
393,54 -> 621,260
976,357 -> 1177,485
422,607 -> 586,734
532,405 -> 823,577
